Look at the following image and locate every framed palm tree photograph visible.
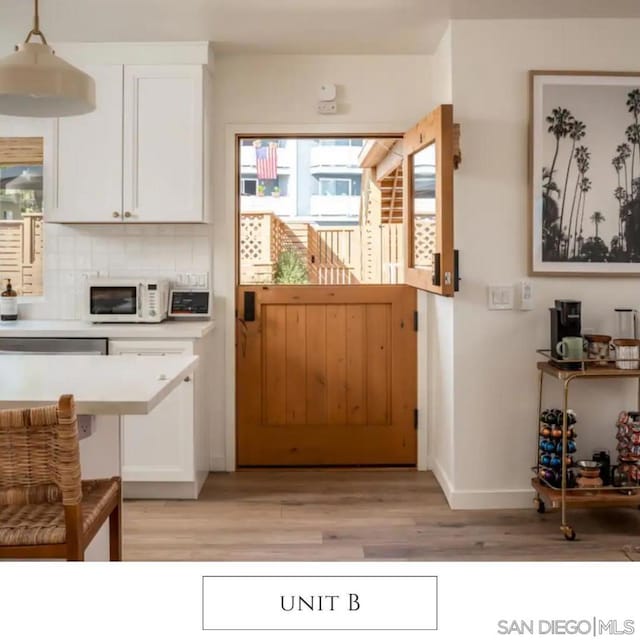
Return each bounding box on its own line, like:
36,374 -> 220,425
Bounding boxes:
530,70 -> 640,275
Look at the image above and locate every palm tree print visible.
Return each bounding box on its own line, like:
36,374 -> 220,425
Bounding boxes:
568,145 -> 589,258
559,120 -> 586,255
544,107 -> 574,196
590,211 -> 605,238
542,87 -> 640,263
627,89 -> 640,176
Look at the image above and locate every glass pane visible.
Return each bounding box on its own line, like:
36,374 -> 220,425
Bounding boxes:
90,287 -> 137,315
0,137 -> 44,297
412,143 -> 437,269
239,137 -> 404,285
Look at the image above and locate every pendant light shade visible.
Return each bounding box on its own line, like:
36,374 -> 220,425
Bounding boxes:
0,1 -> 95,118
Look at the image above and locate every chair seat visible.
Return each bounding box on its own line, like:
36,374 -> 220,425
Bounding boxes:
0,479 -> 119,547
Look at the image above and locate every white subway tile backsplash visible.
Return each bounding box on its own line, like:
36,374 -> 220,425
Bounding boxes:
39,222 -> 211,320
58,252 -> 75,270
74,253 -> 92,270
58,236 -> 76,255
193,236 -> 209,257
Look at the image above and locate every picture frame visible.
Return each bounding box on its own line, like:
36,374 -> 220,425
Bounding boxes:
529,70 -> 640,276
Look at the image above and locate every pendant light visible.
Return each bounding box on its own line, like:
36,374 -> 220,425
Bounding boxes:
0,0 -> 95,117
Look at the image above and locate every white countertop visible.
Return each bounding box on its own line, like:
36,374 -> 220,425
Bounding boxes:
0,319 -> 214,339
0,354 -> 198,414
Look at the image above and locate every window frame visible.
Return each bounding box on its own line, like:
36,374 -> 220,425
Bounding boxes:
318,176 -> 353,197
403,105 -> 455,296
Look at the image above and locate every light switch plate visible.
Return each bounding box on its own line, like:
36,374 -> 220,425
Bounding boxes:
177,272 -> 209,289
488,285 -> 514,310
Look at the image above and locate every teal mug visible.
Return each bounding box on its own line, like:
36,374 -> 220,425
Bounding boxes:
556,336 -> 587,361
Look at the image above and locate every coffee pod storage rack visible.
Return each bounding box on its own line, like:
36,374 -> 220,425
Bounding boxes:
533,353 -> 640,541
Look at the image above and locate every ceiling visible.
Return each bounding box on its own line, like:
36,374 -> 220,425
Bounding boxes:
0,0 -> 640,55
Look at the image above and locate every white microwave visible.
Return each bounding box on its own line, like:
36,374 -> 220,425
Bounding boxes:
86,278 -> 169,323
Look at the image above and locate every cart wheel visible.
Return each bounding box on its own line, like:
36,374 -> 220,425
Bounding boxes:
561,525 -> 576,541
534,497 -> 545,514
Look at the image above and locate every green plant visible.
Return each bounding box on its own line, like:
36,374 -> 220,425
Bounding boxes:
257,183 -> 265,196
274,249 -> 308,284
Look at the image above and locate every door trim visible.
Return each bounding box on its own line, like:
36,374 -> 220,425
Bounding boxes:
219,123 -> 430,472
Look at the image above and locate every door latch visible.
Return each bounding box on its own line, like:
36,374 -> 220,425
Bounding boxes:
244,291 -> 256,322
432,253 -> 441,286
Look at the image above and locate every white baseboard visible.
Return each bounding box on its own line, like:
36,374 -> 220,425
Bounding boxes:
123,481 -> 199,500
431,458 -> 455,506
431,459 -> 534,509
448,488 -> 536,510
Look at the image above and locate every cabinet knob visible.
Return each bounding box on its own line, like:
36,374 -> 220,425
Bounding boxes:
112,211 -> 120,218
124,211 -> 132,218
184,376 -> 191,382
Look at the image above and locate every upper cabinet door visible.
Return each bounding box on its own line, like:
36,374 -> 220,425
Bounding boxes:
123,65 -> 204,223
403,105 -> 455,295
45,65 -> 124,223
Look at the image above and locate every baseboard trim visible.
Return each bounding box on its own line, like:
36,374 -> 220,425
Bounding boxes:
431,459 -> 535,509
431,458 -> 455,507
448,488 -> 536,510
123,481 -> 199,500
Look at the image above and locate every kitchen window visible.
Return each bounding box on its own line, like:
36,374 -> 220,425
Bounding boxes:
0,137 -> 44,297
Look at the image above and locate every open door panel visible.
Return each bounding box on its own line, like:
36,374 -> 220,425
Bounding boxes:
402,104 -> 455,295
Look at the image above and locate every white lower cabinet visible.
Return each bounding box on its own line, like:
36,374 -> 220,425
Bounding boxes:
110,339 -> 201,499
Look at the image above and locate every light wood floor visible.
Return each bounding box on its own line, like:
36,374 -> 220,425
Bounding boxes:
123,470 -> 640,561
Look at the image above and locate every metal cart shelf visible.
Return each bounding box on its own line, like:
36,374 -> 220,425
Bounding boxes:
534,354 -> 640,540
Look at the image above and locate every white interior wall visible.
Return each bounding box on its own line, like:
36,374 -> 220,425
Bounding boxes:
425,26 -> 456,497
448,18 -> 640,508
210,54 -> 433,469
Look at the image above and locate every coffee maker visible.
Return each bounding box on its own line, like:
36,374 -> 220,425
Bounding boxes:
550,300 -> 582,368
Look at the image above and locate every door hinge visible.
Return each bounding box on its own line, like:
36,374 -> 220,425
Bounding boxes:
414,408 -> 419,430
413,310 -> 419,331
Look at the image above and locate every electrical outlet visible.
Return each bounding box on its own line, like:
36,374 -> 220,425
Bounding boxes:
77,415 -> 95,440
516,280 -> 533,311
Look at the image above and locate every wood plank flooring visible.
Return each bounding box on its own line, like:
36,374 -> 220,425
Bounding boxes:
122,470 -> 640,561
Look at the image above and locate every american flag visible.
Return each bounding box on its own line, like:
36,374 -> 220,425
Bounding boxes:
255,142 -> 278,180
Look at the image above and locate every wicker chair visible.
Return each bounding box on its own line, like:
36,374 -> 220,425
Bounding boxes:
0,395 -> 121,561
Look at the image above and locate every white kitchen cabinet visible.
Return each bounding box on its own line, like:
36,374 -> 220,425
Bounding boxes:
45,65 -> 124,224
123,66 -> 204,223
110,340 -> 198,495
45,64 -> 206,224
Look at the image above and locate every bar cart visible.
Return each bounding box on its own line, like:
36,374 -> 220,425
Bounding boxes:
533,351 -> 640,541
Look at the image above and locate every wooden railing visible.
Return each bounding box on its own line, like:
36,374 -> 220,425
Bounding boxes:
308,225 -> 360,284
240,211 -> 406,285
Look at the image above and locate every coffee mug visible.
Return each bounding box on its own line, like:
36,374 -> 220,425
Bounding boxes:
556,336 -> 587,361
611,338 -> 640,370
584,334 -> 612,366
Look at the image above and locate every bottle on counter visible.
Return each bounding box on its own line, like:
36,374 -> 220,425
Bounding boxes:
0,279 -> 18,321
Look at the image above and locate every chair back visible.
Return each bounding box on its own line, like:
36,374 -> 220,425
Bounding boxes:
0,395 -> 81,507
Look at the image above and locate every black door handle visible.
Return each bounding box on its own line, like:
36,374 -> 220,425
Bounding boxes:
432,253 -> 441,287
244,291 -> 256,322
